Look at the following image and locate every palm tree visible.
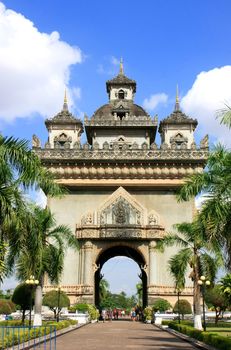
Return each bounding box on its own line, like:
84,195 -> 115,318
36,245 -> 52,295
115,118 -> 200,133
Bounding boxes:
7,206 -> 78,325
217,103 -> 231,129
99,279 -> 110,301
136,282 -> 143,306
177,145 -> 231,268
157,220 -> 220,330
219,273 -> 231,306
0,135 -> 65,281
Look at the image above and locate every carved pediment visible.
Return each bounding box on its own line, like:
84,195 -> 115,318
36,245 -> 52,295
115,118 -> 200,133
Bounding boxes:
99,187 -> 145,226
77,187 -> 165,240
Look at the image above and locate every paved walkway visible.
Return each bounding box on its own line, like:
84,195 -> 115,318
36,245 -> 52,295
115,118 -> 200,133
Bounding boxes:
56,320 -> 198,350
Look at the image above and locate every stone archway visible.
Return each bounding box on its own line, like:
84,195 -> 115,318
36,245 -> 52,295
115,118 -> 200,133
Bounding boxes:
94,244 -> 147,308
75,187 -> 166,306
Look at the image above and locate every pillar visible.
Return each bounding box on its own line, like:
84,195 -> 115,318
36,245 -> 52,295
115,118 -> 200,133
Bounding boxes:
83,241 -> 93,285
149,241 -> 157,285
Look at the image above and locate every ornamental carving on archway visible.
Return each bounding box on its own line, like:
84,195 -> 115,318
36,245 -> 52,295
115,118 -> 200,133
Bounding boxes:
76,187 -> 165,240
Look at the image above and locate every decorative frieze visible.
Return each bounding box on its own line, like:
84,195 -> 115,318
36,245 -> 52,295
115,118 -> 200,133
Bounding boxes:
40,162 -> 204,180
148,285 -> 193,295
43,284 -> 94,295
35,147 -> 208,161
76,226 -> 165,240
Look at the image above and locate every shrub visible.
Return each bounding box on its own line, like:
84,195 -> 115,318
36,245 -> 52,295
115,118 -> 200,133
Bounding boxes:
87,304 -> 99,320
168,322 -> 231,350
43,290 -> 70,318
143,306 -> 152,321
0,299 -> 16,315
173,299 -> 192,319
152,298 -> 172,312
69,303 -> 89,313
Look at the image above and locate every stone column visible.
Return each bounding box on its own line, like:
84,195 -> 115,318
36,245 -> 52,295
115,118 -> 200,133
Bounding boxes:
149,241 -> 157,285
83,241 -> 93,285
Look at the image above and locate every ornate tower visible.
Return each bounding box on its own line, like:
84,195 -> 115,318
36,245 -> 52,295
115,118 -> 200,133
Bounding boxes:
34,65 -> 209,306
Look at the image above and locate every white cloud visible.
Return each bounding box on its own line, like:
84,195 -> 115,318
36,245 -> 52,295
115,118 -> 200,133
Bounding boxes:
143,93 -> 168,111
34,189 -> 47,208
111,56 -> 120,66
181,66 -> 231,146
97,56 -> 121,76
0,2 -> 82,122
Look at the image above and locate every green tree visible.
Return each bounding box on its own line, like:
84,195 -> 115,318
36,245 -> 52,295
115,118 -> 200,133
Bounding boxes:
205,285 -> 227,324
152,298 -> 172,312
0,135 -> 65,281
219,273 -> 231,306
99,279 -> 110,300
177,145 -> 231,269
12,283 -> 33,324
157,220 -> 220,330
136,282 -> 143,305
173,299 -> 192,320
8,206 -> 78,325
43,290 -> 70,319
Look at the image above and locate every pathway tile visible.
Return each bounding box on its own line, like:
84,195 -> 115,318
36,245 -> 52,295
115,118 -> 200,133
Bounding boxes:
56,320 -> 197,350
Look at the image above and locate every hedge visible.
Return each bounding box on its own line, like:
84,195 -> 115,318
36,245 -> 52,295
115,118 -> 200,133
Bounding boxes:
0,319 -> 77,348
168,322 -> 231,350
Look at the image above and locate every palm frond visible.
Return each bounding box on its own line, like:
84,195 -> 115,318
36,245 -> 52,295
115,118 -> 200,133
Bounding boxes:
168,248 -> 192,290
156,233 -> 189,252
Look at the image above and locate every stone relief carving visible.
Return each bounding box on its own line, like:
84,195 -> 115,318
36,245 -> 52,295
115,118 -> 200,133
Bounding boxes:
73,141 -> 81,149
100,196 -> 140,225
103,141 -> 110,150
54,133 -> 72,149
170,133 -> 188,150
200,134 -> 209,149
99,187 -> 145,226
76,187 -> 166,240
83,143 -> 90,150
100,228 -> 142,239
148,213 -> 158,225
150,142 -> 158,150
32,134 -> 41,148
35,145 -> 209,162
81,212 -> 94,225
160,142 -> 169,150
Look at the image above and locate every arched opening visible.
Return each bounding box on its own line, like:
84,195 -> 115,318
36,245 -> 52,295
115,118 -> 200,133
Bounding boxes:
94,245 -> 147,309
118,89 -> 125,99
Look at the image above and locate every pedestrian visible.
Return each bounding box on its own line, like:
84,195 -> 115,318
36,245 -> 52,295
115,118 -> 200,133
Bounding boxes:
101,309 -> 106,323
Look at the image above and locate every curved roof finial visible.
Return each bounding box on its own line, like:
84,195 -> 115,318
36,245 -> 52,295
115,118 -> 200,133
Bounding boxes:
63,88 -> 68,111
119,57 -> 124,75
175,84 -> 180,111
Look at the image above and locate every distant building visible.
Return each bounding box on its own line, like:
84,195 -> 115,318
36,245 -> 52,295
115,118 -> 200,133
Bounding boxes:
34,61 -> 208,306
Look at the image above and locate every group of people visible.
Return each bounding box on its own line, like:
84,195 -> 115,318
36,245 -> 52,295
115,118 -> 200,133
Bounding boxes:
100,308 -> 126,322
100,306 -> 143,322
130,306 -> 143,321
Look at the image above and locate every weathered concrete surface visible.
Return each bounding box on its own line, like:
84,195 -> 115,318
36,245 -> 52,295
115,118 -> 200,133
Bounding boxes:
56,320 -> 198,350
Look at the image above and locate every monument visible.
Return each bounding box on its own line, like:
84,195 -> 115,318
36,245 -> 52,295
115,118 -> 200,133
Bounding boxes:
33,62 -> 209,306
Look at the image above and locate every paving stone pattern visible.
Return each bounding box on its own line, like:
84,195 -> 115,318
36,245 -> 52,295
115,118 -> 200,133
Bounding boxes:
56,320 -> 198,350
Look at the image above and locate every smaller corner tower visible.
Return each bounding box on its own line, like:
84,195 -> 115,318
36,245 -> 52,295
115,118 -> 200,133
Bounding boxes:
158,86 -> 198,149
44,91 -> 83,149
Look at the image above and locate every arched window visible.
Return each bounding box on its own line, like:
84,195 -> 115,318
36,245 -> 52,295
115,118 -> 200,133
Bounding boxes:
118,89 -> 125,99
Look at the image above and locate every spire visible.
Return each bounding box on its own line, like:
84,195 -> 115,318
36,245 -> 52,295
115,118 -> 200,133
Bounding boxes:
63,89 -> 68,111
175,84 -> 180,111
119,57 -> 124,75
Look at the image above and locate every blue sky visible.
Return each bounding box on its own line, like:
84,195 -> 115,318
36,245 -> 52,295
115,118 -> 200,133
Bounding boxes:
1,0 -> 231,294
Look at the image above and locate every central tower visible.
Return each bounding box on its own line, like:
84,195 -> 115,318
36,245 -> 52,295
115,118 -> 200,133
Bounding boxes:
34,63 -> 209,307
